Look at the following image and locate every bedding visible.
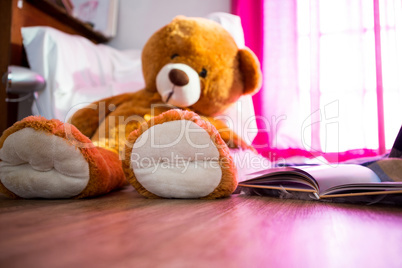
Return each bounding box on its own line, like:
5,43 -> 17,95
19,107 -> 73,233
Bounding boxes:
22,26 -> 144,122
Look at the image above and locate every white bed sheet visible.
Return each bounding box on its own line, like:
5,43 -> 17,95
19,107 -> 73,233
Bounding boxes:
22,26 -> 144,121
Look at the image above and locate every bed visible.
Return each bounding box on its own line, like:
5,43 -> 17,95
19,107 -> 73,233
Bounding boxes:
0,0 -> 110,134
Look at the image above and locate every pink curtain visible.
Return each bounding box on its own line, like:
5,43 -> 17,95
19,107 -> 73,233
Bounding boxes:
233,0 -> 402,163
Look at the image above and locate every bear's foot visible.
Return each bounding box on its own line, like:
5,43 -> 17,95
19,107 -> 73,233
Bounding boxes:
123,110 -> 237,199
0,128 -> 90,198
0,116 -> 126,199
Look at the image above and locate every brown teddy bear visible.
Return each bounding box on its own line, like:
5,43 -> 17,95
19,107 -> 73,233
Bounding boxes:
0,16 -> 262,199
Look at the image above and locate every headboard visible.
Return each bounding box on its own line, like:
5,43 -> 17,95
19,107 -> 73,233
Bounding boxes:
0,0 -> 109,134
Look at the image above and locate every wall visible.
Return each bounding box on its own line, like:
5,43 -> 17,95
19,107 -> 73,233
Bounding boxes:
107,0 -> 231,50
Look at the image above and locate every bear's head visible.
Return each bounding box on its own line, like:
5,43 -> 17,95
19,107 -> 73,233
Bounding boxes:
141,16 -> 262,116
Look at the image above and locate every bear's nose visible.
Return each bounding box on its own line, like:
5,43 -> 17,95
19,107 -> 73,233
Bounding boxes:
169,69 -> 189,86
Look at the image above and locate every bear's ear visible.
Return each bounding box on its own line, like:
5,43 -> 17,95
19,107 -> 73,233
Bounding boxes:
238,48 -> 262,95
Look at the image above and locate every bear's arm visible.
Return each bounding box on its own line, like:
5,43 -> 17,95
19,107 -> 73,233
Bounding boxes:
68,93 -> 134,138
204,117 -> 256,152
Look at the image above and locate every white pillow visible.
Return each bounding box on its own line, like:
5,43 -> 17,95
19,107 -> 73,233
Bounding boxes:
22,26 -> 144,121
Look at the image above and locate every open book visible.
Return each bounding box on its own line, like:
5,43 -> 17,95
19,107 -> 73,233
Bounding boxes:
238,163 -> 402,204
238,126 -> 402,205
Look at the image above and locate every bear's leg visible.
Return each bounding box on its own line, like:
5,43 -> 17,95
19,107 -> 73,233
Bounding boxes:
123,110 -> 238,199
0,116 -> 126,199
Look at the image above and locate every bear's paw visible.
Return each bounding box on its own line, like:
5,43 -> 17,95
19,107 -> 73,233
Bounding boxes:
123,110 -> 238,199
0,128 -> 90,198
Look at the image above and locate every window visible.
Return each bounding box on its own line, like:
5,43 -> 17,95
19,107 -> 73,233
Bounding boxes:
234,0 -> 402,162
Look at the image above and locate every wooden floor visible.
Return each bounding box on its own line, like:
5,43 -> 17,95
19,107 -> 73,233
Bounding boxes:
1,187 -> 402,268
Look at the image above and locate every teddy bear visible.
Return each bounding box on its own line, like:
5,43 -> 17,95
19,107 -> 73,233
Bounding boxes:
0,16 -> 262,199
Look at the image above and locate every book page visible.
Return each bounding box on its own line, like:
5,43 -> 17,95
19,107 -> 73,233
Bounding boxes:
300,164 -> 381,193
238,167 -> 319,193
321,182 -> 402,198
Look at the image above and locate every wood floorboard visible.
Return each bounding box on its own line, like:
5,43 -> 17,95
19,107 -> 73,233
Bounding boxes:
1,187 -> 402,267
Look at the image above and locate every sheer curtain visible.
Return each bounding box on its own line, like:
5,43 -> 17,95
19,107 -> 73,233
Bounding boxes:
233,0 -> 402,162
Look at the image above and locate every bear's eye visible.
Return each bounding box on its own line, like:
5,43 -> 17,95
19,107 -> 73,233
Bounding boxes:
199,68 -> 207,78
171,54 -> 179,59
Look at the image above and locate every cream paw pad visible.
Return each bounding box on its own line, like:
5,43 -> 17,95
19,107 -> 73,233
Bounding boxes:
0,127 -> 90,198
0,116 -> 127,199
123,109 -> 238,199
